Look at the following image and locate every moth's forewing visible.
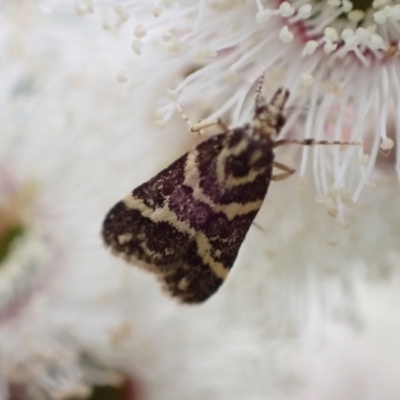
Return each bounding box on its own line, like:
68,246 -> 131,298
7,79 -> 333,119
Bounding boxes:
102,154 -> 190,273
102,129 -> 274,303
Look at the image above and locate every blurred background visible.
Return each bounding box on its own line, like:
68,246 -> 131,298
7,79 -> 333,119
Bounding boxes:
1,1 -> 400,400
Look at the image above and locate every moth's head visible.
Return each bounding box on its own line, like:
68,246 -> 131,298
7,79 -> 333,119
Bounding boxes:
252,87 -> 289,140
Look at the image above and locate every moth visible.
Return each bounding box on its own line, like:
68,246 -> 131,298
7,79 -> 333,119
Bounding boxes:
102,76 -> 358,303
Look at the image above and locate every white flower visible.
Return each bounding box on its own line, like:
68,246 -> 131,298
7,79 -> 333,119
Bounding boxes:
0,1 -> 136,397
73,0 -> 400,221
6,1 -> 400,399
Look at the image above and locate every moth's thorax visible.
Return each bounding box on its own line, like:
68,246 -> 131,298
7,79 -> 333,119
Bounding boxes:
218,127 -> 274,185
251,88 -> 289,141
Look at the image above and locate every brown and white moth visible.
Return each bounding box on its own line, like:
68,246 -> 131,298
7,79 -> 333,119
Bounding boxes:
102,77 -> 358,303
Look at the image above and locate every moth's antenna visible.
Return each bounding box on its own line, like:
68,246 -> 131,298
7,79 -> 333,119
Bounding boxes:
254,71 -> 265,109
175,100 -> 194,130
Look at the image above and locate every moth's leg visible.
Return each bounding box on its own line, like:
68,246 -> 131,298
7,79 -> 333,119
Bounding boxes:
175,101 -> 228,136
273,138 -> 361,148
191,119 -> 229,134
272,161 -> 295,181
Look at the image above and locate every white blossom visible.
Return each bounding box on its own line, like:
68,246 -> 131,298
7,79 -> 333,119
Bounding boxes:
2,1 -> 400,399
69,0 -> 400,221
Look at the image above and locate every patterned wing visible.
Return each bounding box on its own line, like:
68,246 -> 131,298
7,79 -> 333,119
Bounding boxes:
102,128 -> 274,303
